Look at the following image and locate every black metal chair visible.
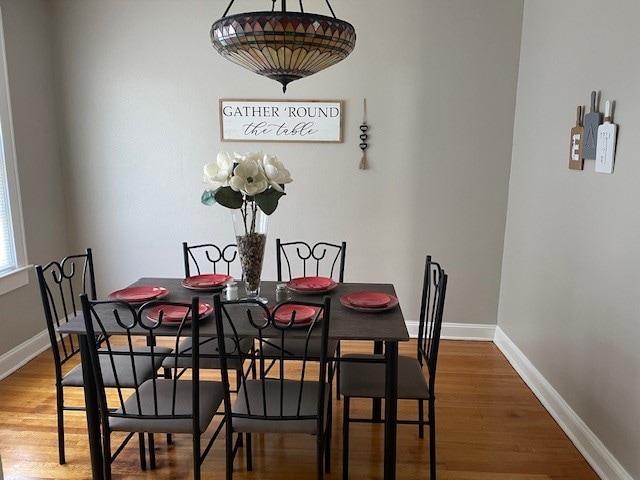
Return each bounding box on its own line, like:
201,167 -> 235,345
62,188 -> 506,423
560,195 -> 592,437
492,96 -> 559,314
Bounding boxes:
275,239 -> 346,282
35,249 -> 172,465
163,242 -> 252,392
80,295 -> 226,480
182,241 -> 239,278
340,256 -> 448,480
273,239 -> 346,399
213,295 -> 333,480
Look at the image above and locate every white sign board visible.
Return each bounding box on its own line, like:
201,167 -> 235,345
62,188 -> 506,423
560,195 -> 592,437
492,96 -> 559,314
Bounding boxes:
220,99 -> 343,143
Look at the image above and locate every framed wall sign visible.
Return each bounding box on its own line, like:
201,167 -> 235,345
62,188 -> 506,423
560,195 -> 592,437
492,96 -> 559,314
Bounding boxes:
220,99 -> 343,143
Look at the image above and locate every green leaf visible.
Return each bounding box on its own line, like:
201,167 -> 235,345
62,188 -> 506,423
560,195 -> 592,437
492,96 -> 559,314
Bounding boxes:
214,186 -> 244,209
201,189 -> 217,206
255,189 -> 285,215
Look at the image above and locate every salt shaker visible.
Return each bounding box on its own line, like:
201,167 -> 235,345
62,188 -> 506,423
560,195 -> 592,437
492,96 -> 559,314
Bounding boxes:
223,281 -> 238,301
275,283 -> 291,302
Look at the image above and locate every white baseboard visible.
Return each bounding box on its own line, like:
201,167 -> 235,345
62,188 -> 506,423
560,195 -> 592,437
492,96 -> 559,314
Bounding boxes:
494,326 -> 632,480
0,329 -> 50,381
406,320 -> 496,340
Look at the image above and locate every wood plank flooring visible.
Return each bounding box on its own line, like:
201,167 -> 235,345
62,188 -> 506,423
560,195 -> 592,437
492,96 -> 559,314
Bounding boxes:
0,340 -> 599,480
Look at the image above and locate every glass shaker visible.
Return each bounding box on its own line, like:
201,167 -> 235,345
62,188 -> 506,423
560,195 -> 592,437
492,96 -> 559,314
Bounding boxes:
275,283 -> 291,303
223,281 -> 238,301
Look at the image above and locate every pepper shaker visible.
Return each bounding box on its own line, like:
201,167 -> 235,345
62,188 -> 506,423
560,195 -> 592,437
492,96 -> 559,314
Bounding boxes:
275,283 -> 291,303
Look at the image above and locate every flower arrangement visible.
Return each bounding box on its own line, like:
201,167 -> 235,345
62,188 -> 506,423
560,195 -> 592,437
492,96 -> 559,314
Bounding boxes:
201,151 -> 293,233
201,151 -> 292,298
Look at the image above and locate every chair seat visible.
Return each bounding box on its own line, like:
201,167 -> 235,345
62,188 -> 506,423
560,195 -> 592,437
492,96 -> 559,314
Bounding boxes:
340,354 -> 430,400
232,379 -> 330,434
261,338 -> 339,359
61,346 -> 172,388
110,379 -> 224,434
162,336 -> 253,370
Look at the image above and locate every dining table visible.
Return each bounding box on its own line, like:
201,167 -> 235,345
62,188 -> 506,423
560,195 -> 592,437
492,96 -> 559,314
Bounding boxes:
58,277 -> 410,480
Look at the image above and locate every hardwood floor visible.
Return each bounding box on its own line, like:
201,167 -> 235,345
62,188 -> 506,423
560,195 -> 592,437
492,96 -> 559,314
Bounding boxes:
0,340 -> 599,480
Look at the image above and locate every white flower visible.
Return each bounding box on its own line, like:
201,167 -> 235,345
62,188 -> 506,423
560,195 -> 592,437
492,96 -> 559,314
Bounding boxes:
203,151 -> 234,189
262,154 -> 292,193
229,157 -> 268,196
235,151 -> 264,164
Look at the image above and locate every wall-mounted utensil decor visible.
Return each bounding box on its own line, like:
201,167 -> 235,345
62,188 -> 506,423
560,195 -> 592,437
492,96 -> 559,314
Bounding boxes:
582,90 -> 602,160
595,100 -> 617,174
569,106 -> 584,170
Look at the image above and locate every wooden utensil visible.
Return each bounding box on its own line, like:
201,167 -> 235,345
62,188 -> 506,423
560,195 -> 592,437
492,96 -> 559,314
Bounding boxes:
595,100 -> 617,174
568,106 -> 584,170
582,90 -> 602,160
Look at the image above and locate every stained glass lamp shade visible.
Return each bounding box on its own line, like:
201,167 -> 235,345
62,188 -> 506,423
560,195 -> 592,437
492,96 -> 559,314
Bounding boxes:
210,6 -> 356,93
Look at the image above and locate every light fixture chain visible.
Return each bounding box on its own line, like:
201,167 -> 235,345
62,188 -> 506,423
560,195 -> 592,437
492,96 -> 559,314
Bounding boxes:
325,0 -> 337,18
222,0 -> 236,18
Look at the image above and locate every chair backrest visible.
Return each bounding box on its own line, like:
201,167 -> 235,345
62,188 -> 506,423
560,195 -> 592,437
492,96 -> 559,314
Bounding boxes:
416,256 -> 448,388
182,241 -> 239,278
213,295 -> 332,428
35,249 -> 97,375
276,239 -> 346,282
80,294 -> 203,430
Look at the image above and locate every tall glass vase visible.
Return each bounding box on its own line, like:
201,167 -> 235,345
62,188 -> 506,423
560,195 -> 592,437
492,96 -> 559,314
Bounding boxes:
231,201 -> 268,303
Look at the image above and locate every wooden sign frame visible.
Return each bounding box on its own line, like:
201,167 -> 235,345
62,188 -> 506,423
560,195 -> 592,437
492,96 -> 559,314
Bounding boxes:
219,99 -> 343,143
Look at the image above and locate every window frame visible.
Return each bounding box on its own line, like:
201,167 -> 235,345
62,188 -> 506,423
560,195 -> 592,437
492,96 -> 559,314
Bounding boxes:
0,7 -> 28,295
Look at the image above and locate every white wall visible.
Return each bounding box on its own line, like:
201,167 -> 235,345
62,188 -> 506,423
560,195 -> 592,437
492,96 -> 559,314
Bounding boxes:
0,0 -> 69,354
50,0 -> 522,325
2,0 -> 637,476
499,1 -> 640,477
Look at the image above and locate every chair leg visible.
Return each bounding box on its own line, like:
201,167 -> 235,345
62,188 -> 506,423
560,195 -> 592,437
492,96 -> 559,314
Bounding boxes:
246,433 -> 253,471
148,433 -> 156,470
324,429 -> 331,474
335,341 -> 341,400
103,432 -> 112,480
56,386 -> 66,465
194,431 -> 201,480
317,433 -> 324,480
429,399 -> 436,479
325,394 -> 332,474
418,399 -> 425,439
225,425 -> 234,480
234,370 -> 244,448
342,396 -> 350,480
164,367 -> 173,445
138,432 -> 147,470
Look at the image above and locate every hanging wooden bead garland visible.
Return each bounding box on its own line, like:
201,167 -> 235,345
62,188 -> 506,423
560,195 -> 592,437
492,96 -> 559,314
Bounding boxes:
359,98 -> 369,170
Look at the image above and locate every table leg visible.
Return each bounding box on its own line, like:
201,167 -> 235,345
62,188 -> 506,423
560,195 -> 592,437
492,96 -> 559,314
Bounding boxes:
80,335 -> 104,480
384,341 -> 398,480
372,340 -> 383,421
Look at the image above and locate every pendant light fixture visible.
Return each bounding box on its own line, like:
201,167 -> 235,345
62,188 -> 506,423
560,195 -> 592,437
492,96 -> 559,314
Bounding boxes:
210,0 -> 356,93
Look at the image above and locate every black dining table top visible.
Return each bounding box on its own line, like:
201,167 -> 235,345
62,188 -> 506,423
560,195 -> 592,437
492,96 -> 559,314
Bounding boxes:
58,277 -> 410,343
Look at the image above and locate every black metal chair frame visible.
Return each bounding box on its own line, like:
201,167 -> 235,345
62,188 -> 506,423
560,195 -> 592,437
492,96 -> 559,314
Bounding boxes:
275,239 -> 346,399
341,256 -> 448,480
275,239 -> 346,283
213,295 -> 333,480
81,295 -> 226,480
182,241 -> 238,277
35,248 -> 97,465
170,241 -> 253,391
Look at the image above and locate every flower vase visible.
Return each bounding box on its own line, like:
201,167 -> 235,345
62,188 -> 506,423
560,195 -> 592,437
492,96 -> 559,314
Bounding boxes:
231,202 -> 268,303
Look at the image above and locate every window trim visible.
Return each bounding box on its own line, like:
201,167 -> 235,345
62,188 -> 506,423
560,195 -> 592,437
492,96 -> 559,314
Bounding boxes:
0,7 -> 29,295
